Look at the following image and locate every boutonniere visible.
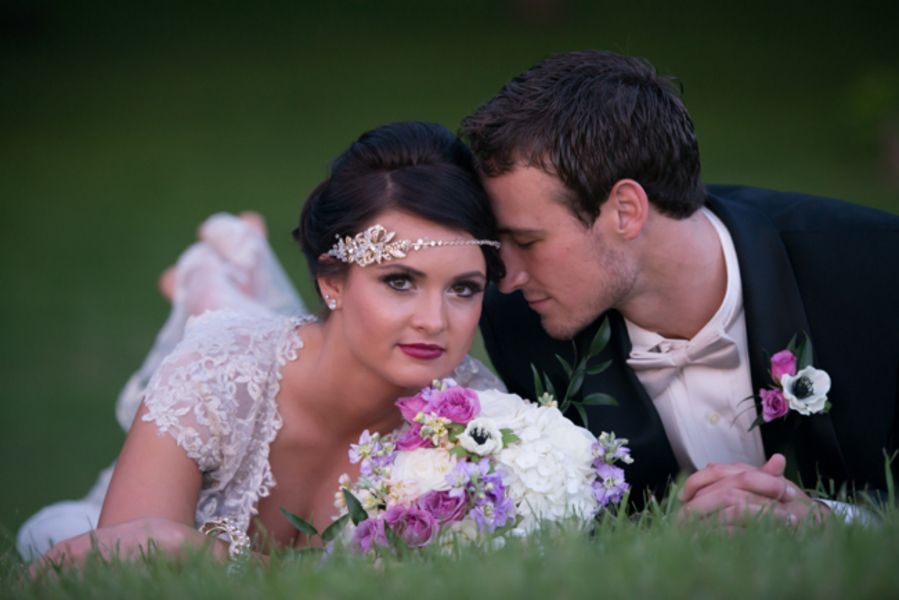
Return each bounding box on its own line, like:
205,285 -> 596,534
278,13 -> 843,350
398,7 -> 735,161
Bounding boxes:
749,333 -> 832,430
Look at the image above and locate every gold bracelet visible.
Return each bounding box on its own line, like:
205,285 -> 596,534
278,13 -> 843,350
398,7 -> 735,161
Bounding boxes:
199,516 -> 251,560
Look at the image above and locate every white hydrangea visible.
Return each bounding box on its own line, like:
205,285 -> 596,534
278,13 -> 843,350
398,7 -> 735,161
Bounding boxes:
488,394 -> 598,533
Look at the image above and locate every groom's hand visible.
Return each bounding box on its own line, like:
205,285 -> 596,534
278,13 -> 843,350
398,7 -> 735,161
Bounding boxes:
678,454 -> 830,527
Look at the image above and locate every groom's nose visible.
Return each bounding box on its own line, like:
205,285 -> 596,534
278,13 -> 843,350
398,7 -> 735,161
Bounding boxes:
497,248 -> 529,294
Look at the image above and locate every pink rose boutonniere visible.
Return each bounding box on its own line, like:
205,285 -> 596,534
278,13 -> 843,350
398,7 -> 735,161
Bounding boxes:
750,334 -> 832,430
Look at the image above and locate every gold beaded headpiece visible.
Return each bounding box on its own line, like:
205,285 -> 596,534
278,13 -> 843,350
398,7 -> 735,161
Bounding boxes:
327,224 -> 501,267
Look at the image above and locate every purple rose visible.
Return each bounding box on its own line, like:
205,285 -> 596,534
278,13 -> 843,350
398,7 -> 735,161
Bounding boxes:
396,422 -> 432,451
430,387 -> 480,424
383,505 -> 439,547
417,490 -> 469,524
396,393 -> 428,424
770,350 -> 797,384
760,388 -> 789,422
352,517 -> 388,554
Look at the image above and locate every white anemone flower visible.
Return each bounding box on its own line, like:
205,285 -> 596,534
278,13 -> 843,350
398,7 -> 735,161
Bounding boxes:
459,418 -> 504,456
781,366 -> 831,415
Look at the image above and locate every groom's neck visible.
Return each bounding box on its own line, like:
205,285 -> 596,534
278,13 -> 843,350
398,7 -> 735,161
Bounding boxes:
619,208 -> 726,340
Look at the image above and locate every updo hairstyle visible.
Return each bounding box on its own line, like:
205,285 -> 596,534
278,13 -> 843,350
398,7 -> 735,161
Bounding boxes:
294,121 -> 504,297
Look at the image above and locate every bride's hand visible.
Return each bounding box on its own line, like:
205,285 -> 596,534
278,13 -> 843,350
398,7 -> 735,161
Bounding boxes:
29,517 -> 221,577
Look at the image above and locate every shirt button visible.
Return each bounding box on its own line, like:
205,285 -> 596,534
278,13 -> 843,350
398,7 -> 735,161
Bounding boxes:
708,413 -> 721,425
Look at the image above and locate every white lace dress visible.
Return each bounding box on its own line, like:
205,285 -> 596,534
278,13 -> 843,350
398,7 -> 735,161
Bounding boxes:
16,213 -> 503,560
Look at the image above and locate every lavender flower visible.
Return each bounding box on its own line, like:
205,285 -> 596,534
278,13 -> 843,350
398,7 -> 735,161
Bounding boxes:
593,463 -> 629,508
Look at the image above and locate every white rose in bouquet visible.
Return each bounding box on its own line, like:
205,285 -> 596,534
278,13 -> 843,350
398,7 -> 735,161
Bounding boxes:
389,448 -> 458,499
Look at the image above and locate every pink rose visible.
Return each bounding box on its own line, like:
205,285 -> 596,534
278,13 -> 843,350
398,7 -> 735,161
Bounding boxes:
760,388 -> 789,422
352,517 -> 388,553
430,388 -> 480,424
770,350 -> 797,384
417,490 -> 468,524
383,505 -> 438,548
396,393 -> 428,424
396,422 -> 432,451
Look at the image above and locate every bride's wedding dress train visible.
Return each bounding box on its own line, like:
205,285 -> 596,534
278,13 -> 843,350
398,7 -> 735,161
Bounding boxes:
16,213 -> 502,560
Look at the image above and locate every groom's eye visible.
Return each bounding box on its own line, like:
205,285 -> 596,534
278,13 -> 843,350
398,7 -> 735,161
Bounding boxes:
513,238 -> 537,249
382,274 -> 414,292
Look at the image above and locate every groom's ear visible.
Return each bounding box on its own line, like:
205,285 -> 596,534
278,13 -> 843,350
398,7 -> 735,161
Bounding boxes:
605,179 -> 648,241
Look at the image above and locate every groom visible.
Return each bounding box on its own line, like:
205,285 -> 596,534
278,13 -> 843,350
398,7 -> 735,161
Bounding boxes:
461,50 -> 899,523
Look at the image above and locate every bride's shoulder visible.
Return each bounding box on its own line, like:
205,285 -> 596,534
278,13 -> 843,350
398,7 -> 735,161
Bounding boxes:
179,309 -> 315,361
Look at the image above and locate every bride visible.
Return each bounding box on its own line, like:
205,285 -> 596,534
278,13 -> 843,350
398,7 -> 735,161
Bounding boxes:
20,121 -> 506,565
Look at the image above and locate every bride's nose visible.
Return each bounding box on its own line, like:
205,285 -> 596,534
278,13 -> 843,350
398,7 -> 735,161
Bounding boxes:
410,290 -> 448,334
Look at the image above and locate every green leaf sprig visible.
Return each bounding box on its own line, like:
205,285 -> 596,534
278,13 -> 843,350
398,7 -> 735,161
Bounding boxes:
531,316 -> 617,427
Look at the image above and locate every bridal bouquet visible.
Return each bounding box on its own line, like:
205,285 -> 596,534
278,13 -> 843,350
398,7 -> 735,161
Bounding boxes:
329,380 -> 632,553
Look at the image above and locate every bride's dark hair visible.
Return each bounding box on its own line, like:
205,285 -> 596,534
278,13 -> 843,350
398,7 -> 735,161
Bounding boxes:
294,121 -> 504,297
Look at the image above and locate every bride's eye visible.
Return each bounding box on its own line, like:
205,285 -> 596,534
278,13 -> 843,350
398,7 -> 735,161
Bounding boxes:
382,274 -> 413,292
449,280 -> 484,298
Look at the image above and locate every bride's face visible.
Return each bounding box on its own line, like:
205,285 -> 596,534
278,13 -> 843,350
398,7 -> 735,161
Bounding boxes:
323,209 -> 487,390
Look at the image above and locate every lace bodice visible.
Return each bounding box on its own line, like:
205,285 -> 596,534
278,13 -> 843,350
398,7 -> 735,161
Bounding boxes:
142,309 -> 505,535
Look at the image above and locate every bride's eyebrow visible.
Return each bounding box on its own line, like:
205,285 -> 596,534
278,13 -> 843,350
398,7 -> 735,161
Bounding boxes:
376,264 -> 425,278
452,271 -> 487,282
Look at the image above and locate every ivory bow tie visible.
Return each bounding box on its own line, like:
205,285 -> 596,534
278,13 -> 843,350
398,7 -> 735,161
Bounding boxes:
627,329 -> 741,398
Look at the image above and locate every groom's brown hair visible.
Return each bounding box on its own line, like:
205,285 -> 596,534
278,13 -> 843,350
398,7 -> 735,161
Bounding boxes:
461,50 -> 705,223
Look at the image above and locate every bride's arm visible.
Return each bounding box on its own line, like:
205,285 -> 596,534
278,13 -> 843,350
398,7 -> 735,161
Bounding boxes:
33,517 -> 228,574
99,402 -> 201,527
33,402 -> 212,571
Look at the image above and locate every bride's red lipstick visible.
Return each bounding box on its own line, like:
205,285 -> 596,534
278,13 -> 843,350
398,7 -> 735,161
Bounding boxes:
398,343 -> 445,360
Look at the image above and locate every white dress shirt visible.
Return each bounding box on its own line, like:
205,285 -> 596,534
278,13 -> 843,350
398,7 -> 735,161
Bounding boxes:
625,208 -> 766,473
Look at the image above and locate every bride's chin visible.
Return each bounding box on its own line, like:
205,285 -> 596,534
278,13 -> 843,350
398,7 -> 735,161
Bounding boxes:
387,364 -> 457,392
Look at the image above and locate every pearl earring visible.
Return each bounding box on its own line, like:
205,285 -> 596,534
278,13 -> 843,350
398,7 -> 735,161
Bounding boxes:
324,294 -> 337,310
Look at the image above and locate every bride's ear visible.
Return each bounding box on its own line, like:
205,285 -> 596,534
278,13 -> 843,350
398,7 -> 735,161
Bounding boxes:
601,179 -> 649,241
317,272 -> 344,311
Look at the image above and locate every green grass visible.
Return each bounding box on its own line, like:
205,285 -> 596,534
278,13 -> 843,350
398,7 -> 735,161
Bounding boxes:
4,507 -> 899,599
2,0 -> 898,562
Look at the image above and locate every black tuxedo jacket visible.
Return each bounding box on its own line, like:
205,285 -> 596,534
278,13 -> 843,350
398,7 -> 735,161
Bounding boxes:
481,185 -> 899,502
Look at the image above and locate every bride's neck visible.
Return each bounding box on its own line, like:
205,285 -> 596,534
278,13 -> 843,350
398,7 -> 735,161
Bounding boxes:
286,319 -> 409,438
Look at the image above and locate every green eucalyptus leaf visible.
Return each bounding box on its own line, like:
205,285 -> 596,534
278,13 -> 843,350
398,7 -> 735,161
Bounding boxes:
573,402 -> 589,428
585,359 -> 612,376
280,507 -> 318,537
786,333 -> 799,355
321,514 -> 350,542
564,363 -> 586,402
797,334 -> 814,370
342,489 -> 369,525
555,354 -> 573,378
501,428 -> 521,445
582,392 -> 618,406
589,317 -> 612,355
450,445 -> 472,457
531,364 -> 545,397
544,374 -> 558,402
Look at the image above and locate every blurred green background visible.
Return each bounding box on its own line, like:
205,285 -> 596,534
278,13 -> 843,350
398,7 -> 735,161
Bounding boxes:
2,0 -> 897,551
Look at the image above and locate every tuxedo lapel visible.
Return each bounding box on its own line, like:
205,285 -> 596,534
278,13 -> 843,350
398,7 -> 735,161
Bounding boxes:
579,312 -> 680,499
706,190 -> 848,485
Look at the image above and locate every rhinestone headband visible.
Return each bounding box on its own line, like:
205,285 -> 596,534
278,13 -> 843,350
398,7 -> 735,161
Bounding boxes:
327,224 -> 501,267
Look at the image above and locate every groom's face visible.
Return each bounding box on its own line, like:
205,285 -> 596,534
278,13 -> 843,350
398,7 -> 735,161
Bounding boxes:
483,165 -> 635,340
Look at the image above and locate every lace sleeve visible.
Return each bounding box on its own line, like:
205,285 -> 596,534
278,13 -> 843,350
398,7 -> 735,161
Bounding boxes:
451,355 -> 507,392
141,310 -> 286,474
